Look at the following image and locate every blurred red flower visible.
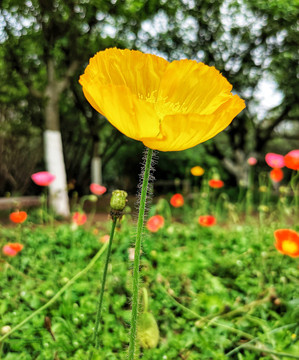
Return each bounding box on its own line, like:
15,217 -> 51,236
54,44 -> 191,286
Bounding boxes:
284,150 -> 299,171
265,153 -> 284,169
270,168 -> 284,182
274,229 -> 299,258
72,212 -> 87,225
198,215 -> 216,227
2,243 -> 24,257
146,215 -> 165,232
9,211 -> 27,224
209,179 -> 224,189
170,194 -> 184,207
90,183 -> 107,195
31,171 -> 56,186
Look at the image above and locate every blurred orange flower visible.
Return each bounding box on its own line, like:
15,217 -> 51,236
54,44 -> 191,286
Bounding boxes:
100,235 -> 110,243
146,215 -> 165,232
198,215 -> 216,227
9,211 -> 27,224
79,48 -> 245,152
170,194 -> 184,207
2,243 -> 24,257
270,168 -> 283,182
284,150 -> 299,171
72,212 -> 87,225
274,229 -> 299,258
191,166 -> 205,176
209,179 -> 224,188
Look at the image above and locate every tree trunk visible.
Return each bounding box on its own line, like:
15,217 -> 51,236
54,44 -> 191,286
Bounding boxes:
44,59 -> 70,217
91,141 -> 103,185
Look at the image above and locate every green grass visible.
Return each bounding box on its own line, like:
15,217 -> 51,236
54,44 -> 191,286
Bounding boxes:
0,211 -> 298,359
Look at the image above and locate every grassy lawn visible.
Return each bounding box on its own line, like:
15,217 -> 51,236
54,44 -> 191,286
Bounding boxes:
0,205 -> 298,359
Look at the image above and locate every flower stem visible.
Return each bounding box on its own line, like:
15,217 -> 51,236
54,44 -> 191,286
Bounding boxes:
128,148 -> 153,360
0,242 -> 108,343
89,217 -> 117,359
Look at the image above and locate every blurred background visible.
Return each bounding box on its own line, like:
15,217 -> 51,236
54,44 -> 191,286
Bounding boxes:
0,0 -> 298,200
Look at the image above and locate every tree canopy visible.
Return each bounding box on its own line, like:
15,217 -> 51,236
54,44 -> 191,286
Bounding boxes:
0,0 -> 298,195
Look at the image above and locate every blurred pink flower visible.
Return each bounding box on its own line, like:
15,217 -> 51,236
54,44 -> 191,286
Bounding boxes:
90,183 -> 107,195
265,153 -> 284,169
247,157 -> 257,166
31,171 -> 56,186
3,243 -> 24,257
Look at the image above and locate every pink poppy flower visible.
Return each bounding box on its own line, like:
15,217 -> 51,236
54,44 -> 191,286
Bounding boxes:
284,150 -> 299,171
31,171 -> 56,186
3,243 -> 24,257
72,212 -> 87,225
265,153 -> 284,169
247,157 -> 257,166
146,215 -> 165,232
90,183 -> 107,195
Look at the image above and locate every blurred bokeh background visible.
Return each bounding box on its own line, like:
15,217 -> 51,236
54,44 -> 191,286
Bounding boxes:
0,0 -> 298,200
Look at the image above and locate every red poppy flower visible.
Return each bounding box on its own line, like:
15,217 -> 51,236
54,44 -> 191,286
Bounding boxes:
284,150 -> 299,171
72,212 -> 87,225
274,229 -> 299,258
265,153 -> 284,169
170,194 -> 184,207
31,171 -> 56,186
2,243 -> 24,257
270,168 -> 283,182
9,211 -> 27,224
198,215 -> 216,227
208,179 -> 224,189
90,183 -> 107,195
146,215 -> 165,232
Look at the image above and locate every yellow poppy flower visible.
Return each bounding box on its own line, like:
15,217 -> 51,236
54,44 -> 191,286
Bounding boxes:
79,48 -> 245,152
191,166 -> 205,176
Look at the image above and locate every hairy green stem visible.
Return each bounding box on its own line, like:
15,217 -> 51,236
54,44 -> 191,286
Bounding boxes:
89,218 -> 117,359
128,148 -> 153,360
0,242 -> 108,343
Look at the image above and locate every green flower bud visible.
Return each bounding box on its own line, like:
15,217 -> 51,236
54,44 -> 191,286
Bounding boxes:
110,190 -> 128,211
88,195 -> 98,202
137,312 -> 159,349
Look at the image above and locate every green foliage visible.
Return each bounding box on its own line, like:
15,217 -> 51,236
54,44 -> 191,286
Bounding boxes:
0,209 -> 298,359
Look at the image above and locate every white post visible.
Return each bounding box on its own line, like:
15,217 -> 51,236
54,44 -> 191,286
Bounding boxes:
44,130 -> 70,217
91,156 -> 102,185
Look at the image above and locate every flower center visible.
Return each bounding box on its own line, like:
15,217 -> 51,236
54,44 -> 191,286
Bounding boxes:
282,240 -> 298,254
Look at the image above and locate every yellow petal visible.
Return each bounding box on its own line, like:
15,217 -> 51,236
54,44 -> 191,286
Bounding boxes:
143,95 -> 245,151
155,59 -> 233,118
80,48 -> 168,102
84,84 -> 161,140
